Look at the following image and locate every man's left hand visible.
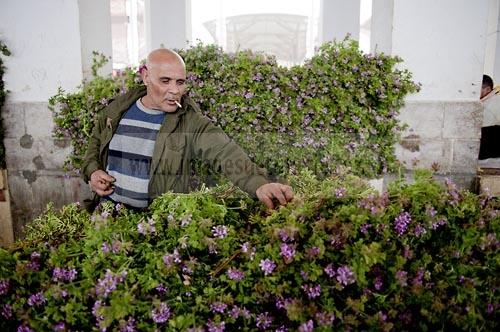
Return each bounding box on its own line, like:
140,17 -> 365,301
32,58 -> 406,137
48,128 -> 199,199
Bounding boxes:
256,183 -> 294,209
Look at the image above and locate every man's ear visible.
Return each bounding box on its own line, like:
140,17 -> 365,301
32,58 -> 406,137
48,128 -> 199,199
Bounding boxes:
140,67 -> 149,86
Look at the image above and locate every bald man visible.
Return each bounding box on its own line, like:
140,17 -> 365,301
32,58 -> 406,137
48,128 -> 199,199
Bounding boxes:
82,49 -> 293,211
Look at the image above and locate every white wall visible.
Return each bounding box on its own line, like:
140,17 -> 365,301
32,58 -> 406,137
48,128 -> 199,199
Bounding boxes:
392,0 -> 489,101
145,0 -> 188,50
484,0 -> 500,83
0,0 -> 83,102
320,0 -> 361,43
78,0 -> 113,78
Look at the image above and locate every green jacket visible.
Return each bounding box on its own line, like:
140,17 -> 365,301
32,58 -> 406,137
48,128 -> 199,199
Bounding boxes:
82,86 -> 269,204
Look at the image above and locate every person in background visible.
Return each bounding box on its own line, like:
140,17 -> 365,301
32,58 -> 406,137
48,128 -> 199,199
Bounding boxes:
82,48 -> 293,211
480,74 -> 494,101
479,74 -> 500,160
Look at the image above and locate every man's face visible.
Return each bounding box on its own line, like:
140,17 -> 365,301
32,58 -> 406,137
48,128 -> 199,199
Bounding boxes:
142,60 -> 187,113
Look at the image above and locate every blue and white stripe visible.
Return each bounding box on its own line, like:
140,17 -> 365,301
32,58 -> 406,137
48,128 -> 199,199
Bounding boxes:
106,99 -> 166,208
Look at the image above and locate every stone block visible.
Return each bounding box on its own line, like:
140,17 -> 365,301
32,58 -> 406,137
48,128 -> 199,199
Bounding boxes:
477,175 -> 500,196
2,102 -> 26,139
451,139 -> 480,173
395,138 -> 453,173
4,137 -> 71,172
442,101 -> 482,139
24,102 -> 55,137
8,172 -> 90,238
398,101 -> 444,139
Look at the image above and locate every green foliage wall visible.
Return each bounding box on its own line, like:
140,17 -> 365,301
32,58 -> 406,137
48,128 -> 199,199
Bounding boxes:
50,39 -> 419,179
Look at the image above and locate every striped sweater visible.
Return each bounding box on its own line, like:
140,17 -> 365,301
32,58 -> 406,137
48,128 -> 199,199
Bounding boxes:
105,99 -> 166,208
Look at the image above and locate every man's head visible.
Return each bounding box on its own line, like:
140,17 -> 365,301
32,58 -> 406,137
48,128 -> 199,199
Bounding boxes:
141,48 -> 187,113
481,74 -> 494,99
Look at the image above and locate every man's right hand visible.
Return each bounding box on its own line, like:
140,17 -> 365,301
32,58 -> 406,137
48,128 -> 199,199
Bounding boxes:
89,170 -> 115,196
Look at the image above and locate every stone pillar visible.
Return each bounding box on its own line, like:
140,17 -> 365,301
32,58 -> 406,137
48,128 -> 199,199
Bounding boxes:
78,0 -> 113,78
145,0 -> 189,50
386,0 -> 490,188
0,0 -> 89,239
320,0 -> 361,42
484,0 -> 500,82
370,0 -> 393,54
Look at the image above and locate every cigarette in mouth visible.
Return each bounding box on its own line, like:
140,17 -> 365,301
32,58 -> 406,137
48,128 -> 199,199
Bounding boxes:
174,100 -> 182,108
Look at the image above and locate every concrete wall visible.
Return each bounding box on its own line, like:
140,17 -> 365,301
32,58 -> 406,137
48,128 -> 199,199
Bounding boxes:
484,0 -> 500,83
145,0 -> 189,50
369,0 -> 490,188
0,0 -> 91,238
320,0 -> 361,42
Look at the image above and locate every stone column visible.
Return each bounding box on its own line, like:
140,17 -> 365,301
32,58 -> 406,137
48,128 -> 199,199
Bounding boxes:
484,0 -> 500,82
384,0 -> 490,188
370,0 -> 393,54
78,0 -> 113,78
320,0 -> 361,42
145,0 -> 189,50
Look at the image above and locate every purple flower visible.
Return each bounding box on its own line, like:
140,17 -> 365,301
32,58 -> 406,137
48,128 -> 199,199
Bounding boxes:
155,283 -> 167,294
229,306 -> 241,319
360,223 -> 372,234
324,264 -> 336,278
138,217 -> 156,235
95,269 -> 127,298
395,270 -> 408,287
412,267 -> 425,287
259,259 -> 276,276
17,325 -> 34,332
210,301 -> 227,313
212,225 -> 228,239
163,249 -> 181,267
276,326 -> 288,332
181,214 -> 192,226
101,242 -> 111,254
487,303 -> 494,314
241,242 -> 251,253
227,268 -> 245,281
52,267 -> 77,282
119,317 -> 136,332
27,292 -> 46,306
53,321 -> 66,332
336,266 -> 356,286
431,218 -> 447,230
335,187 -> 347,198
302,284 -> 321,299
101,211 -> 110,219
92,300 -> 104,322
280,243 -> 296,261
298,320 -> 314,332
244,92 -> 254,99
111,240 -> 122,253
206,320 -> 225,332
278,229 -> 294,242
151,302 -> 171,323
394,212 -> 411,235
413,224 -> 427,237
26,260 -> 40,271
0,279 -> 9,295
374,277 -> 383,290
306,246 -> 320,258
1,304 -> 12,319
256,312 -> 273,330
315,311 -> 335,326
